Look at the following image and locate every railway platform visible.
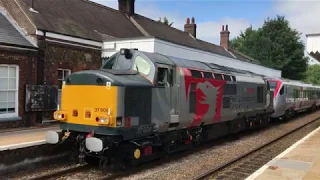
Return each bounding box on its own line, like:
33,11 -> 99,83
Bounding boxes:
246,125 -> 320,180
0,124 -> 61,151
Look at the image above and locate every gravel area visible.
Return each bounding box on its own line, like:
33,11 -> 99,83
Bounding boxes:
5,111 -> 320,180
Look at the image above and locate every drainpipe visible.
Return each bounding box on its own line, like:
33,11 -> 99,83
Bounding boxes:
35,30 -> 46,124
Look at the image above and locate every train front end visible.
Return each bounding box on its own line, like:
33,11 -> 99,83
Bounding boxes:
45,49 -> 155,166
267,79 -> 284,118
46,70 -> 120,144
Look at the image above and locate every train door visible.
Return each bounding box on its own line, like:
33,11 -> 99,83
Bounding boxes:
156,64 -> 174,108
277,85 -> 286,116
156,63 -> 179,127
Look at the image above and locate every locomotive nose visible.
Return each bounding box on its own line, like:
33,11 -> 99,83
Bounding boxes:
54,69 -> 120,128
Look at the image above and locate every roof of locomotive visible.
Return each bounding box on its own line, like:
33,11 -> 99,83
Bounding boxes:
141,50 -> 264,78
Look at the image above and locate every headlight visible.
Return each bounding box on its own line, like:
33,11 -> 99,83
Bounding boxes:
54,111 -> 66,120
96,117 -> 109,125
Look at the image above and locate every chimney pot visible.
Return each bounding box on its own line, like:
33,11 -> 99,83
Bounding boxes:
191,17 -> 195,24
222,25 -> 224,31
184,16 -> 197,38
226,24 -> 228,31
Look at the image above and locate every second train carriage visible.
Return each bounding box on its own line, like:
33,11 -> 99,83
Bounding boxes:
46,48 -> 313,168
266,77 -> 320,119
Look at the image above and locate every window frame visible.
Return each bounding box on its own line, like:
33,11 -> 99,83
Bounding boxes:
58,68 -> 71,90
0,64 -> 19,119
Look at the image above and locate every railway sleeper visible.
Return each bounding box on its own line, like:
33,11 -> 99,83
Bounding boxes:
217,171 -> 250,179
231,167 -> 254,173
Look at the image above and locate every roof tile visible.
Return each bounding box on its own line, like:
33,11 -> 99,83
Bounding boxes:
0,12 -> 34,47
16,0 -> 144,41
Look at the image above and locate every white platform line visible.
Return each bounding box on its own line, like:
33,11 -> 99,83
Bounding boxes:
0,140 -> 47,151
1,127 -> 60,137
245,125 -> 320,180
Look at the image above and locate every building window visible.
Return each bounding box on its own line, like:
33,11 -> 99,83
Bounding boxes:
58,69 -> 71,89
57,68 -> 71,109
0,65 -> 19,118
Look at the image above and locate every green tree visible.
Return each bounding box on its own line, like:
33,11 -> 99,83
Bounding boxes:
230,15 -> 308,80
304,64 -> 320,85
157,17 -> 174,26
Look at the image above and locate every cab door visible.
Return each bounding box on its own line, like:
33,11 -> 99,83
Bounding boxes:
156,63 -> 179,127
156,63 -> 174,111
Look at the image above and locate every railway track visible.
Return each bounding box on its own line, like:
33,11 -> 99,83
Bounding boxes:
29,164 -> 92,180
194,116 -> 320,180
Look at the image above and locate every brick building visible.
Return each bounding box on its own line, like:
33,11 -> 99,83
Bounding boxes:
0,7 -> 38,128
0,0 -> 279,128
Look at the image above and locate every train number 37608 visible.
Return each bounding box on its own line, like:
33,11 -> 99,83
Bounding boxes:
94,108 -> 108,112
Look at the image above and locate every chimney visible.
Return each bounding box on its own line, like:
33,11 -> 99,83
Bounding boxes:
220,24 -> 230,49
184,17 -> 197,38
118,0 -> 135,16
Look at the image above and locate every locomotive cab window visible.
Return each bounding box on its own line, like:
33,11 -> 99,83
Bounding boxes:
133,55 -> 151,76
279,86 -> 284,95
157,67 -> 171,87
102,55 -> 117,69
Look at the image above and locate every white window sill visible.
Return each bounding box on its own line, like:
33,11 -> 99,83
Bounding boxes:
0,115 -> 21,122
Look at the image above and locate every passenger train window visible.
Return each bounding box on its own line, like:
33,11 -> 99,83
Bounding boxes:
279,86 -> 284,95
133,56 -> 151,75
224,75 -> 232,81
214,73 -> 223,80
190,70 -> 202,78
203,72 -> 213,79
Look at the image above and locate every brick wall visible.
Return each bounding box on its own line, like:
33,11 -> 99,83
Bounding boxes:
41,41 -> 102,120
0,47 -> 37,129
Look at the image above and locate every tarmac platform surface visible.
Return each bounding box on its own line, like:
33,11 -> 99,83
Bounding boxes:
246,125 -> 320,180
0,124 -> 60,151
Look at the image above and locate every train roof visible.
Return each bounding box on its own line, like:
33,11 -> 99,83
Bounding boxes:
265,77 -> 320,88
142,50 -> 264,78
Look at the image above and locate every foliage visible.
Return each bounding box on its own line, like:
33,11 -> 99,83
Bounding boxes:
157,17 -> 174,27
304,64 -> 320,85
230,15 -> 308,80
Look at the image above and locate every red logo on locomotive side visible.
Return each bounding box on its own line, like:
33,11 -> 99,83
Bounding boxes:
182,68 -> 226,127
